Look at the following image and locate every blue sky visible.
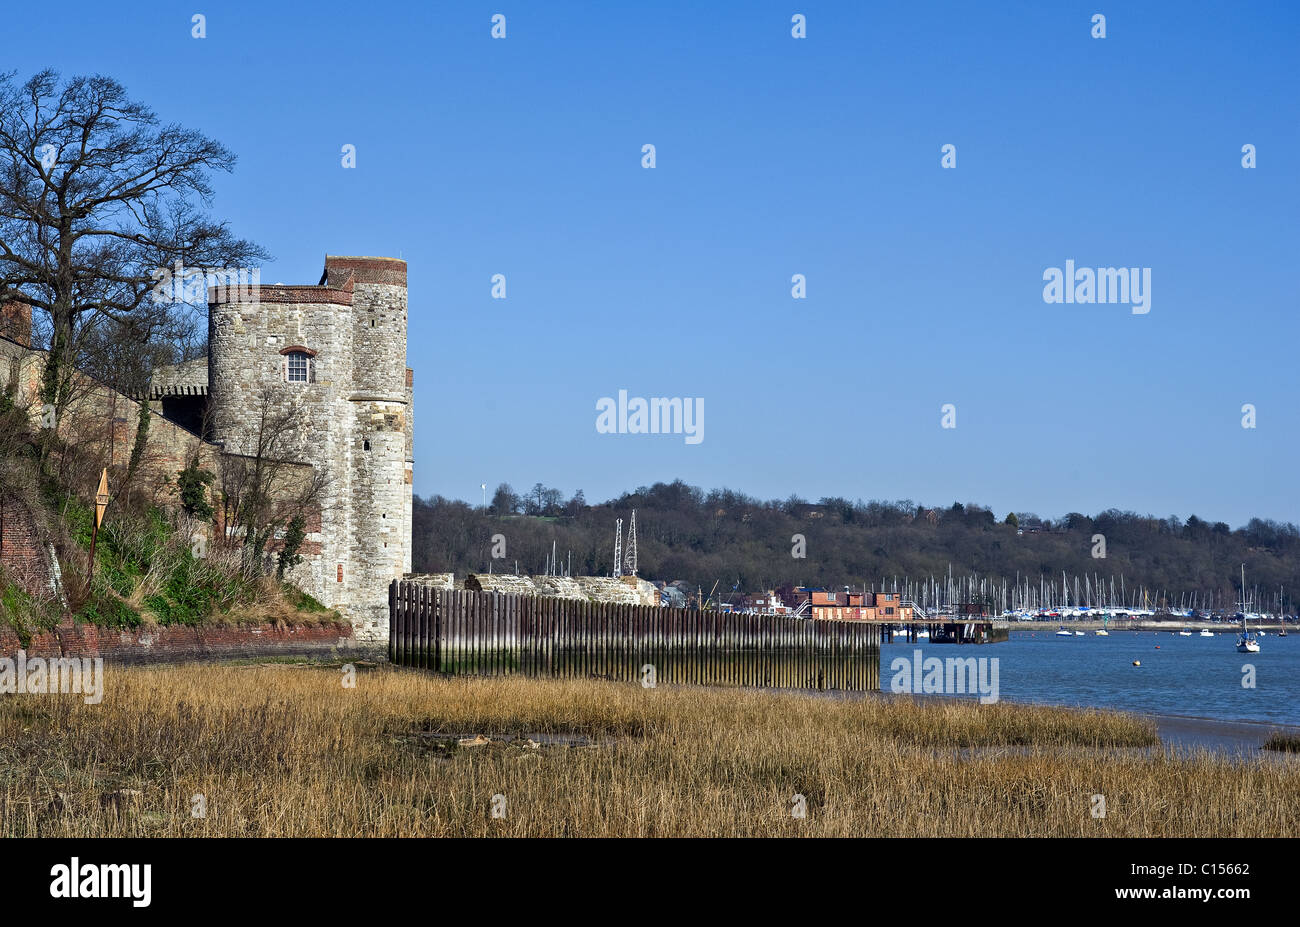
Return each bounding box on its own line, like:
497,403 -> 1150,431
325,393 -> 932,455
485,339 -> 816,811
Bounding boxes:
11,0 -> 1299,525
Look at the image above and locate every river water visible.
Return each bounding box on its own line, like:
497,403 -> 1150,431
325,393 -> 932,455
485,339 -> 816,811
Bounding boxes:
881,628 -> 1298,727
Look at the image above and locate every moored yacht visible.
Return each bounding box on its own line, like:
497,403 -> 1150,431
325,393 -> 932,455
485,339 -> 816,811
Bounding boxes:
1235,565 -> 1261,653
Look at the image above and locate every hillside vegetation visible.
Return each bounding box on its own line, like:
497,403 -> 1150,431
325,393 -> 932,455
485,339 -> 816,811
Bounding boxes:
0,386 -> 335,645
413,480 -> 1300,609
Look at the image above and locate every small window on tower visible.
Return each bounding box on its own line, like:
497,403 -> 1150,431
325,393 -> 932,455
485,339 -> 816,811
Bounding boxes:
363,440 -> 371,451
286,351 -> 309,382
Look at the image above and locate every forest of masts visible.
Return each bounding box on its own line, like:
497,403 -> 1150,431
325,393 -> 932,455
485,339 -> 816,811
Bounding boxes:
854,570 -> 1287,615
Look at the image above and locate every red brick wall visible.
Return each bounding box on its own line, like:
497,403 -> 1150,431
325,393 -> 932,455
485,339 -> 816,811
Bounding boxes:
322,256 -> 406,287
0,618 -> 363,663
0,494 -> 55,598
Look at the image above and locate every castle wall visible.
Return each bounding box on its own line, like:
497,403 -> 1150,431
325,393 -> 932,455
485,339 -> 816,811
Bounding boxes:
1,336 -> 221,507
2,257 -> 417,643
208,283 -> 353,616
206,256 -> 411,642
403,367 -> 414,575
333,258 -> 410,640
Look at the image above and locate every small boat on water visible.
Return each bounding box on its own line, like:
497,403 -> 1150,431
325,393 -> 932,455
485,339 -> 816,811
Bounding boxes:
1074,630 -> 1085,636
1178,629 -> 1193,636
1055,626 -> 1073,637
1236,565 -> 1261,653
1094,628 -> 1109,636
1200,628 -> 1214,638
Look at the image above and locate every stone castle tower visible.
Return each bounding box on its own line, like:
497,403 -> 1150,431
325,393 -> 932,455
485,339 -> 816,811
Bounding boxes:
206,255 -> 413,641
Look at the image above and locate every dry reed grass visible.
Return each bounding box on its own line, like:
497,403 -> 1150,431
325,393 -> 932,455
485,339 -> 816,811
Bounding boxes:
2,663 -> 1296,837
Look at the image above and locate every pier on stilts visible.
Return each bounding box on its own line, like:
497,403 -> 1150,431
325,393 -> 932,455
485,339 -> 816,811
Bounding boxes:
882,621 -> 1007,644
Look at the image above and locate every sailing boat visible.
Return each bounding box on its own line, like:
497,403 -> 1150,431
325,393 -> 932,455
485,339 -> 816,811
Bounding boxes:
1095,613 -> 1109,636
1236,565 -> 1260,653
1237,616 -> 1260,653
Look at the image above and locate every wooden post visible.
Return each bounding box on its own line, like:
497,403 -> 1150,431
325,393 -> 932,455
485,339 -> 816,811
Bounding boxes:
86,468 -> 110,596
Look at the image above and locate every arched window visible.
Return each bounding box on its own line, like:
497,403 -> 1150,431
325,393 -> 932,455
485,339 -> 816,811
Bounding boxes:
280,346 -> 317,383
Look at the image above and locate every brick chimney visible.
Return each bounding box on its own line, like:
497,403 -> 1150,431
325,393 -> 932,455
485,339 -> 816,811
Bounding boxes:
0,298 -> 32,348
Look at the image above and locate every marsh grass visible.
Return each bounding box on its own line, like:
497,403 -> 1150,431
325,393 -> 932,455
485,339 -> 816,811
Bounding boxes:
1263,732 -> 1300,754
2,664 -> 1296,837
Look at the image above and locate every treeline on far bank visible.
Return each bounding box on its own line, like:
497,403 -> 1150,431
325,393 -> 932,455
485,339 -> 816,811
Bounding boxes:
412,479 -> 1300,609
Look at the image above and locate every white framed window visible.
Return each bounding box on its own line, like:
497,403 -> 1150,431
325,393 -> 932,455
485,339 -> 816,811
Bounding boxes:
286,351 -> 310,383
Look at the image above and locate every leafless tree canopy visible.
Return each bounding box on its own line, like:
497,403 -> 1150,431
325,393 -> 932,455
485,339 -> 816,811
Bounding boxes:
0,69 -> 266,405
219,392 -> 330,576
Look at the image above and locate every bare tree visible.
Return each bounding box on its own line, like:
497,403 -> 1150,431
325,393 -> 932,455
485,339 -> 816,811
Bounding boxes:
0,69 -> 267,423
217,392 -> 329,578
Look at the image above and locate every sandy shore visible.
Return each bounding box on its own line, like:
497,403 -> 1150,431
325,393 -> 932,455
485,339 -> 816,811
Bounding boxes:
1147,712 -> 1298,754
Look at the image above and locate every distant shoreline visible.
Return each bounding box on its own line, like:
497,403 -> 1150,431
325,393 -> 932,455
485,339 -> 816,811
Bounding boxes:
1006,621 -> 1292,632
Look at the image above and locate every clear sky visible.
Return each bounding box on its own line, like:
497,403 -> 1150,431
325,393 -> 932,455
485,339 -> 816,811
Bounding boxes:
11,0 -> 1298,526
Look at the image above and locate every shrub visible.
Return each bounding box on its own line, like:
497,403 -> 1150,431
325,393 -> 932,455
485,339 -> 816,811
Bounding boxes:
276,514 -> 306,579
176,458 -> 215,521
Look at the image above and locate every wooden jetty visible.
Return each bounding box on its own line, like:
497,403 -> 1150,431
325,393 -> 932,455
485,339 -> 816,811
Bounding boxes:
882,621 -> 1008,644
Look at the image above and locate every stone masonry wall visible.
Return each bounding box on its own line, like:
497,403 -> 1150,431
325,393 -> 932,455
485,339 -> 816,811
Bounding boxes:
208,286 -> 353,616
404,368 -> 414,575
0,256 -> 413,646
342,267 -> 410,642
0,336 -> 222,508
208,257 -> 411,643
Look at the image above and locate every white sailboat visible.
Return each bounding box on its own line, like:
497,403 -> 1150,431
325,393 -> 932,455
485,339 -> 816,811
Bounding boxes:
1236,565 -> 1260,653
